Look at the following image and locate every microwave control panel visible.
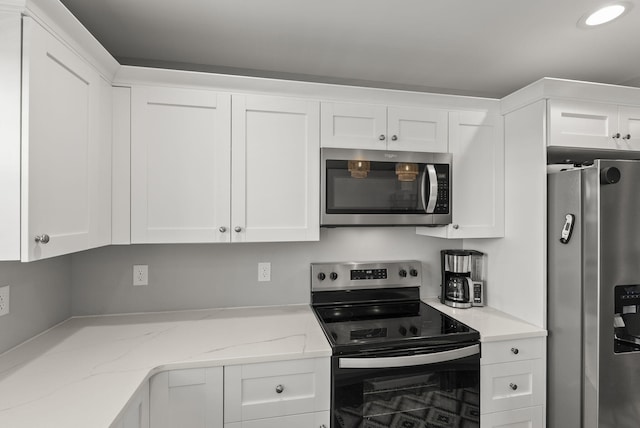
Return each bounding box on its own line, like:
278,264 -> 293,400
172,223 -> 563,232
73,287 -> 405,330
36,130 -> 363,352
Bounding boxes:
433,164 -> 449,214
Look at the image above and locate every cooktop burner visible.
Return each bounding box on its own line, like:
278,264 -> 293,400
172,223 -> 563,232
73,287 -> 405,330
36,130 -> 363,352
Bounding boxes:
310,261 -> 479,354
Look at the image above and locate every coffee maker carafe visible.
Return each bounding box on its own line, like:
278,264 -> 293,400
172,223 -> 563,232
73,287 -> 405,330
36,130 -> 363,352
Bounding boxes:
441,249 -> 485,308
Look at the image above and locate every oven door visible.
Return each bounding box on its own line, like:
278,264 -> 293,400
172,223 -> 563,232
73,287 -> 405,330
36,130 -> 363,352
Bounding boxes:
332,344 -> 479,428
321,148 -> 451,226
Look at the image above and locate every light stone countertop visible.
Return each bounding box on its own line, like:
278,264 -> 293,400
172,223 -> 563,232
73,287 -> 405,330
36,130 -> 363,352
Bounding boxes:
0,305 -> 332,428
0,301 -> 546,428
424,298 -> 548,342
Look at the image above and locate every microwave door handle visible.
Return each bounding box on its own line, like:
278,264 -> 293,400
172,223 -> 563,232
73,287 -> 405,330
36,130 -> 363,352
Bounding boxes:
424,165 -> 438,213
338,344 -> 479,369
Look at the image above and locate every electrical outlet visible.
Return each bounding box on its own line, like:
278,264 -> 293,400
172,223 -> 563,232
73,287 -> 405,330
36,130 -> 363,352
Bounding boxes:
0,286 -> 10,316
258,262 -> 271,282
133,265 -> 148,286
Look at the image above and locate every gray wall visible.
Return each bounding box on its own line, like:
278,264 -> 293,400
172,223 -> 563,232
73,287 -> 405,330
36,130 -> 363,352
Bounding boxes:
71,228 -> 459,315
0,256 -> 72,355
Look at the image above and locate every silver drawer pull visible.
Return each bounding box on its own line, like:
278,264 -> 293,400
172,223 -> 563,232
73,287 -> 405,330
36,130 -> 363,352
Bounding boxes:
275,384 -> 284,394
509,383 -> 518,391
511,347 -> 519,355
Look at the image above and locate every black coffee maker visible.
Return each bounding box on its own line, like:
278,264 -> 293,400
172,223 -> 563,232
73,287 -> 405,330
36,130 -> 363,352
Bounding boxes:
440,249 -> 485,308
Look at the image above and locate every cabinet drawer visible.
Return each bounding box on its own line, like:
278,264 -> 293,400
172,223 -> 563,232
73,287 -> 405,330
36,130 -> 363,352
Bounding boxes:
481,337 -> 544,365
481,359 -> 544,414
224,358 -> 330,422
224,411 -> 329,428
481,406 -> 544,428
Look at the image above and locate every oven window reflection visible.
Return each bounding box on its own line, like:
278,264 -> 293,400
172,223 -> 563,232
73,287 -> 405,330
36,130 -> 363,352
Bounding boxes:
334,365 -> 479,428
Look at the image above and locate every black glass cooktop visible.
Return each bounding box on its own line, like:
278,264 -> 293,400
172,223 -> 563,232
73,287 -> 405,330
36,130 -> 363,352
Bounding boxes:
313,300 -> 479,354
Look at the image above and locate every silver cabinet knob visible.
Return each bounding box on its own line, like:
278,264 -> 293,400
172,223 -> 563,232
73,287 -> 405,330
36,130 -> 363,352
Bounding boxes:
379,134 -> 386,141
613,132 -> 621,139
511,347 -> 519,355
275,384 -> 284,394
509,383 -> 518,391
452,224 -> 459,229
219,226 -> 227,233
34,234 -> 50,244
623,134 -> 632,140
234,226 -> 242,233
391,135 -> 398,141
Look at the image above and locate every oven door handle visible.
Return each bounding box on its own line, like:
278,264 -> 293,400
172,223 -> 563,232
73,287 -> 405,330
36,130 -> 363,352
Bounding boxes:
338,344 -> 479,369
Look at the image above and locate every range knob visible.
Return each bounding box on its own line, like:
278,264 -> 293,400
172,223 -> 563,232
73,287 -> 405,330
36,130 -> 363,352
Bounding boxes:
317,272 -> 326,281
399,326 -> 407,336
410,269 -> 418,277
409,326 -> 419,335
399,269 -> 407,278
330,272 -> 338,281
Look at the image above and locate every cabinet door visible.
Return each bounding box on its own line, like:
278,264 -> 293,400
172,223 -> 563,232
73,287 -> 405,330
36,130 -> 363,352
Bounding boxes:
320,102 -> 386,149
481,406 -> 544,428
548,99 -> 619,149
150,367 -> 223,428
417,111 -> 504,239
0,12 -> 21,260
21,18 -> 106,261
618,106 -> 640,150
131,86 -> 231,243
232,95 -> 319,242
112,382 -> 150,428
387,106 -> 448,152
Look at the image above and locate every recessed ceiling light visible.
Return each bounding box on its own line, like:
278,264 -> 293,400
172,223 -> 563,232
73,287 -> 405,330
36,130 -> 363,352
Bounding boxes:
578,2 -> 632,28
578,1 -> 632,28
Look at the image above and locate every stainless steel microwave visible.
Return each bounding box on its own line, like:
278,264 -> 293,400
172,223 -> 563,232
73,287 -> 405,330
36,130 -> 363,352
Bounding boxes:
321,148 -> 452,226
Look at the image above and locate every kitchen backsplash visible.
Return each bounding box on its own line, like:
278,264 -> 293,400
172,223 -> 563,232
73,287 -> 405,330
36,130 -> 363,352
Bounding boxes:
71,228 -> 459,316
0,257 -> 71,354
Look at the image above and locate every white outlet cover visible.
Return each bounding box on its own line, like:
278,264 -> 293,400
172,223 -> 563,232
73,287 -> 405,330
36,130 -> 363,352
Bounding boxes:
0,285 -> 10,316
258,262 -> 271,282
133,265 -> 149,286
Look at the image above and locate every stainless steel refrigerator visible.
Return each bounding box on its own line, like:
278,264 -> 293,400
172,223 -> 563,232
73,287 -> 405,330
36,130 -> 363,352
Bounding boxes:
548,159 -> 640,428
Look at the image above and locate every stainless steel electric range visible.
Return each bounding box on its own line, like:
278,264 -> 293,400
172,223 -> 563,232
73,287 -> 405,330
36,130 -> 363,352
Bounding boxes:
310,260 -> 480,428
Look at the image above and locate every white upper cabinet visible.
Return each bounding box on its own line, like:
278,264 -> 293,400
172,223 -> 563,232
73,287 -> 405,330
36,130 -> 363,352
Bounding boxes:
321,101 -> 448,152
417,111 -> 504,239
548,99 -> 640,151
129,88 -> 319,243
131,86 -> 232,243
21,17 -> 112,261
231,95 -> 320,243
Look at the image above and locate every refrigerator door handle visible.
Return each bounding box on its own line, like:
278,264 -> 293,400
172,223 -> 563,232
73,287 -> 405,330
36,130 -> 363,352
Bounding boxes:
560,213 -> 575,244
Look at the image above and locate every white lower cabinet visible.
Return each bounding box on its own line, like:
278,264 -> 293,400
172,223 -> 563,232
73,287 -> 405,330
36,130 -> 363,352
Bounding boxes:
148,358 -> 329,428
149,367 -> 224,428
111,382 -> 150,428
480,337 -> 546,428
224,358 -> 330,425
481,406 -> 544,428
224,411 -> 329,428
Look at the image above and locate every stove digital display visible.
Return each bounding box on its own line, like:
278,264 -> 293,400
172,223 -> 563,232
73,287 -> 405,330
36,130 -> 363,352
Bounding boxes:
351,328 -> 387,340
351,268 -> 387,280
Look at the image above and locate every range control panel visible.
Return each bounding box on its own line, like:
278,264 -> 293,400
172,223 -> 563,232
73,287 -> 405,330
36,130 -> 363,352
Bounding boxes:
311,260 -> 422,292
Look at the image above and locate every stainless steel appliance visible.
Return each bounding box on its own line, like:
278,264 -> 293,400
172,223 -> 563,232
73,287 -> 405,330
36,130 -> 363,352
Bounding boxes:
321,148 -> 452,226
548,159 -> 640,428
310,260 -> 480,428
440,250 -> 485,308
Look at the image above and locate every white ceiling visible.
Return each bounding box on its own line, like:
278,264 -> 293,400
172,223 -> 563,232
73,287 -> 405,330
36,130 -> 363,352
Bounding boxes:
60,0 -> 640,98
